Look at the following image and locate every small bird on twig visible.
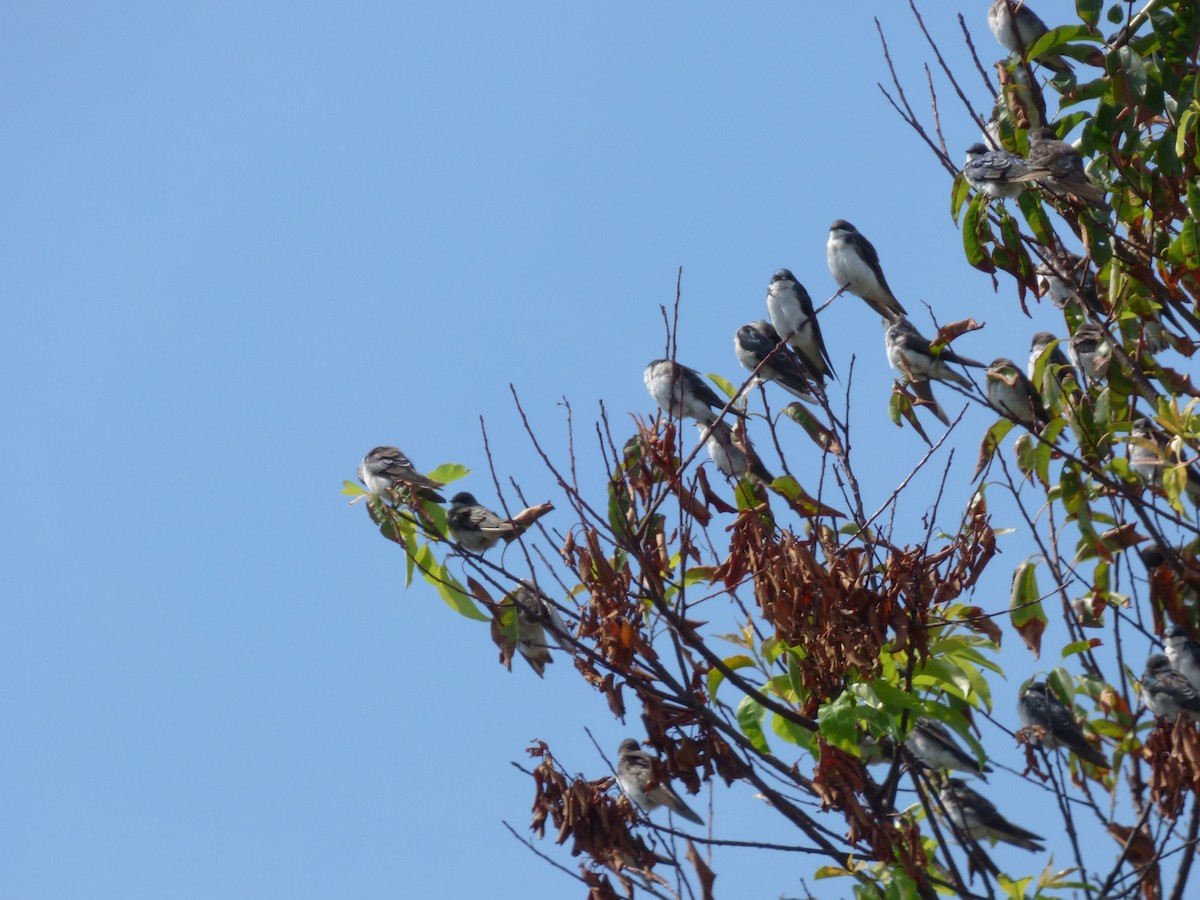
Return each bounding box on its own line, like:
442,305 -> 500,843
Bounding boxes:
905,718 -> 991,781
447,492 -> 519,553
734,320 -> 818,402
986,358 -> 1050,429
940,778 -> 1045,851
827,220 -> 906,321
643,359 -> 739,425
765,268 -> 835,383
1142,654 -> 1200,722
615,739 -> 704,825
1018,680 -> 1109,768
962,143 -> 1050,199
987,0 -> 1072,75
358,446 -> 445,503
1029,126 -> 1111,210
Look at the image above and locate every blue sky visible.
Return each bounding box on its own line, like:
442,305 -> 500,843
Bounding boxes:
3,2 -> 1148,897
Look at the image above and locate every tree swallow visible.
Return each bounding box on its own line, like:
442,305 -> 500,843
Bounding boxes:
1028,332 -> 1075,384
1165,625 -> 1200,694
765,269 -> 835,383
1142,654 -> 1200,721
1018,680 -> 1109,768
1067,323 -> 1111,387
885,317 -> 985,388
643,359 -> 737,425
962,143 -> 1050,199
1035,251 -> 1100,313
1028,126 -> 1110,209
447,492 -> 518,553
940,778 -> 1045,852
987,0 -> 1071,74
1129,418 -> 1200,501
734,320 -> 818,402
986,358 -> 1050,429
696,421 -> 774,482
511,580 -> 570,677
615,739 -> 704,825
357,446 -> 446,503
905,718 -> 991,781
827,220 -> 907,321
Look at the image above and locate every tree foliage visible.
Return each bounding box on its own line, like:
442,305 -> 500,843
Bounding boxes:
349,2 -> 1200,897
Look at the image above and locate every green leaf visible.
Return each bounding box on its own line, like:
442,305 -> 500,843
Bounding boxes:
1018,191 -> 1056,246
817,693 -> 860,753
1062,638 -> 1102,658
951,171 -> 973,223
342,480 -> 367,496
707,654 -> 755,699
771,712 -> 816,750
1010,560 -> 1048,657
1076,0 -> 1101,28
427,463 -> 470,485
736,695 -> 770,752
708,372 -> 737,402
1115,46 -> 1149,101
974,418 -> 1015,481
962,194 -> 996,272
413,544 -> 488,621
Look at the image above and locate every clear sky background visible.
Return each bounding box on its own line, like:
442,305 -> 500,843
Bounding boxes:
2,2 -> 1154,898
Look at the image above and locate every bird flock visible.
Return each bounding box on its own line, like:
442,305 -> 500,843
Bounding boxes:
353,0 -> 1200,855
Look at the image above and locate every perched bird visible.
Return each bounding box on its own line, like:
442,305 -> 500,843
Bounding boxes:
447,492 -> 518,553
511,580 -> 570,677
986,358 -> 1050,428
1018,680 -> 1109,768
1028,332 -> 1076,385
615,739 -> 704,825
962,143 -> 1050,199
827,220 -> 906,321
1129,418 -> 1200,501
734,320 -> 818,402
1067,322 -> 1111,387
1165,625 -> 1200,694
357,446 -> 445,503
765,269 -> 835,383
1142,654 -> 1200,721
1029,126 -> 1110,209
940,778 -> 1045,852
1036,251 -> 1100,313
644,359 -> 735,425
885,317 -> 985,388
987,0 -> 1071,74
905,718 -> 991,781
696,421 -> 774,482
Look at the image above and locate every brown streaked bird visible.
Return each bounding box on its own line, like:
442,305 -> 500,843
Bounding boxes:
357,446 -> 445,503
1029,126 -> 1111,210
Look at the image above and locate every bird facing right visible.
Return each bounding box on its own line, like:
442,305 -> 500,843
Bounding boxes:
615,739 -> 704,825
827,220 -> 906,321
940,778 -> 1045,852
447,492 -> 518,553
1142,654 -> 1200,721
1018,680 -> 1109,768
962,142 -> 1049,199
358,445 -> 446,503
